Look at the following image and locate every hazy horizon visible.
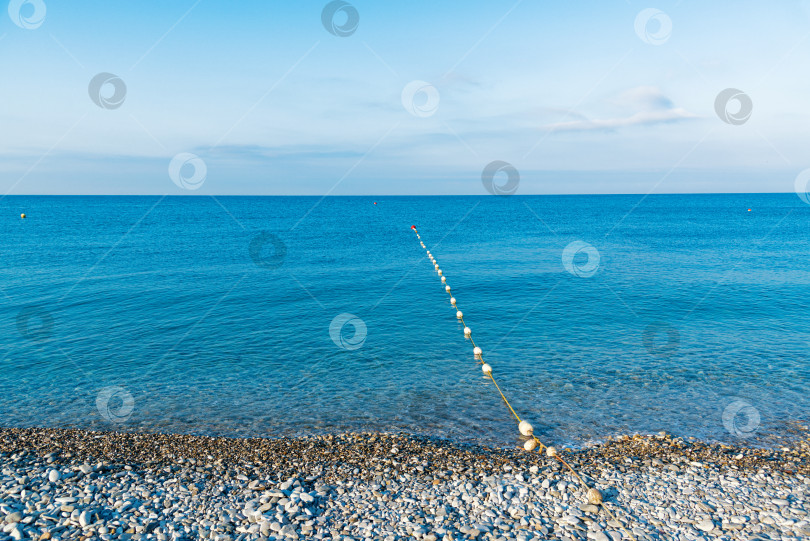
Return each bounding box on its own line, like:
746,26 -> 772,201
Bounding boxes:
0,190 -> 804,197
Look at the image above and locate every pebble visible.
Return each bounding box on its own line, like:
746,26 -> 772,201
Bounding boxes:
695,519 -> 715,532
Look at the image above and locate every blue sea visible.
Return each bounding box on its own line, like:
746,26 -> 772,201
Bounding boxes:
1,194 -> 808,449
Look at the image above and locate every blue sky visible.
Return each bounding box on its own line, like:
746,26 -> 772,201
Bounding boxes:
1,0 -> 809,195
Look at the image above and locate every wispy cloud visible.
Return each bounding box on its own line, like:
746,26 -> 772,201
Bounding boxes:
544,86 -> 699,132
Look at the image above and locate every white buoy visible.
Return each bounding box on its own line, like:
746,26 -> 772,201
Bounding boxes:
519,420 -> 533,436
463,327 -> 471,336
456,310 -> 463,318
441,277 -> 446,283
450,297 -> 456,305
473,346 -> 482,357
546,446 -> 557,457
524,439 -> 537,451
435,264 -> 440,270
481,363 -> 492,374
437,270 -> 442,276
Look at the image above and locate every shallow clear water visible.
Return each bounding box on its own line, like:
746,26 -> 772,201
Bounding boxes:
1,194 -> 808,448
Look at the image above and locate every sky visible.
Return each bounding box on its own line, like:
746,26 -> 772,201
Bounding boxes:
1,0 -> 810,195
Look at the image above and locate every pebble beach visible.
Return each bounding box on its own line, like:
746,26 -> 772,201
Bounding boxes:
1,428 -> 808,541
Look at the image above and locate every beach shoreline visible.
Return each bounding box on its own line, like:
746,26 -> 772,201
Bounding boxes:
1,427 -> 808,540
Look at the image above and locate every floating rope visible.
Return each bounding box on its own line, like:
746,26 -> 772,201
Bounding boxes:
410,225 -> 638,541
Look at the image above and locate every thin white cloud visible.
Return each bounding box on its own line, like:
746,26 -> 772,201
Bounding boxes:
611,85 -> 674,110
546,108 -> 698,132
544,86 -> 699,132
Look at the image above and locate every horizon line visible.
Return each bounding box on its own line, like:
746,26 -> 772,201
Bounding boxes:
0,191 -> 800,197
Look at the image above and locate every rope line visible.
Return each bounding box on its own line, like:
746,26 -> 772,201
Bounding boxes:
410,226 -> 638,541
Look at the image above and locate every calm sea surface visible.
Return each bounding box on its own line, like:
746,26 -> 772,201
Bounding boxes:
1,194 -> 808,448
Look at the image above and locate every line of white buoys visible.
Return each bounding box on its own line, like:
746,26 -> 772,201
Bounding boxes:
409,224 -> 638,541
412,225 -> 539,446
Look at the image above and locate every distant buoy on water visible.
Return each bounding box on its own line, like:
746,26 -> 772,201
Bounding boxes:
20,213 -> 26,219
374,202 -> 377,205
748,208 -> 752,212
